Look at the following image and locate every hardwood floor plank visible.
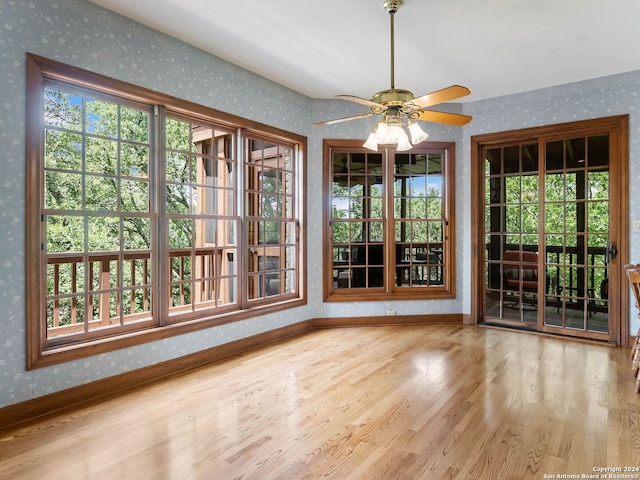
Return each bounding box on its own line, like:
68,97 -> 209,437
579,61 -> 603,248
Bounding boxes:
1,325 -> 639,480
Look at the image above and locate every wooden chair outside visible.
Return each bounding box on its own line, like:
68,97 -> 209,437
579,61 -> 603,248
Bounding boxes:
502,250 -> 550,308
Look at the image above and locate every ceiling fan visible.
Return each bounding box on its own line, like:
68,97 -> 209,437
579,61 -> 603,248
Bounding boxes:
314,0 -> 472,151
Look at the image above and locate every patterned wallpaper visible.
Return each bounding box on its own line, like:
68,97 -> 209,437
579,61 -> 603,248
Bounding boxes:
0,0 -> 638,407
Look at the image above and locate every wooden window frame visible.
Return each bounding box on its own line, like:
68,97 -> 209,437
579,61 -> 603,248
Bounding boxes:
25,53 -> 307,369
323,139 -> 456,302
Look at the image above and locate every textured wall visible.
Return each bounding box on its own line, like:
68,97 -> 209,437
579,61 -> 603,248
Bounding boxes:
0,0 -> 638,408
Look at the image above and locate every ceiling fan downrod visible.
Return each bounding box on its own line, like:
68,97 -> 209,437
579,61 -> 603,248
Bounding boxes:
371,0 -> 413,108
383,0 -> 402,90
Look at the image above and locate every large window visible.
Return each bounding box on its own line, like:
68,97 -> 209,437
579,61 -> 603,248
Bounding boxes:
245,136 -> 298,303
26,54 -> 306,368
323,140 -> 455,301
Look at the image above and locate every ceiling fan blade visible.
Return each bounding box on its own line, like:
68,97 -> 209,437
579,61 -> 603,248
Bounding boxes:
415,110 -> 472,126
408,85 -> 471,109
335,95 -> 381,109
313,112 -> 375,126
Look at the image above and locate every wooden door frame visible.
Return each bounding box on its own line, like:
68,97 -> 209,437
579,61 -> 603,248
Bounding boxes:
470,115 -> 629,346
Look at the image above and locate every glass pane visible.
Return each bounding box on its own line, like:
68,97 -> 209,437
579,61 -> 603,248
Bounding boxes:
426,198 -> 442,219
565,203 -> 577,232
370,222 -> 384,242
427,176 -> 442,197
349,197 -> 363,219
45,130 -> 82,170
588,135 -> 609,167
588,234 -> 607,249
370,197 -> 383,219
504,176 -> 520,203
411,221 -> 428,242
44,88 -> 82,130
588,201 -> 609,233
565,173 -> 578,201
167,153 -> 189,182
504,234 -> 520,247
521,175 -> 538,203
85,175 -> 117,211
505,205 -> 521,233
521,204 -> 538,233
47,215 -> 84,253
412,156 -> 429,175
121,179 -> 149,212
120,106 -> 149,143
85,98 -> 118,138
123,218 -> 151,250
166,118 -> 192,151
332,196 -> 349,219
45,172 -> 82,210
545,203 -> 564,233
121,144 -> 149,177
566,138 -> 585,168
428,223 -> 443,243
169,218 -> 193,248
485,148 -> 501,175
166,184 -> 192,214
521,144 -> 538,173
87,217 -> 120,251
332,221 -> 349,244
588,171 -> 609,200
486,235 -> 502,261
565,234 -> 578,248
350,222 -> 363,242
545,173 -> 564,201
86,137 -> 117,174
545,140 -> 563,170
408,176 -> 426,197
504,146 -> 519,173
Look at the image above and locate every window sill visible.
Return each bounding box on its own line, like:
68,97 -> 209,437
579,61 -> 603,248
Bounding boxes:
29,297 -> 307,370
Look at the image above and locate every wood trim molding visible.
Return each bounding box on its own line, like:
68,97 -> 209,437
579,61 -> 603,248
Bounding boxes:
0,314 -> 463,432
311,314 -> 463,329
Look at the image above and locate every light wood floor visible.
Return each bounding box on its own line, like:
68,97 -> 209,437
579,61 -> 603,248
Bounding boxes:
1,325 -> 639,479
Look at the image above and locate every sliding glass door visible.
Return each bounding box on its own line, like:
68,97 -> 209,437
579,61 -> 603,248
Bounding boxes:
484,143 -> 541,328
473,116 -> 628,344
541,135 -> 611,336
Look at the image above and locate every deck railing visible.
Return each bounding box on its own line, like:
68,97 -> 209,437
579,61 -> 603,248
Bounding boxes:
46,247 -> 229,338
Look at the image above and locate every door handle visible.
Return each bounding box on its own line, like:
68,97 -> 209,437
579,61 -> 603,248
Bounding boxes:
606,241 -> 617,263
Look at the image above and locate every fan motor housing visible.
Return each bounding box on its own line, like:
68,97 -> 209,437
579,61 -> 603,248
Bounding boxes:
371,88 -> 414,107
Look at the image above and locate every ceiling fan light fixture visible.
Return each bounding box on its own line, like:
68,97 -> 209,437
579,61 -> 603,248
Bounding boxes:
408,120 -> 429,144
387,124 -> 410,149
374,121 -> 391,144
362,118 -> 417,151
394,128 -> 413,151
363,131 -> 379,151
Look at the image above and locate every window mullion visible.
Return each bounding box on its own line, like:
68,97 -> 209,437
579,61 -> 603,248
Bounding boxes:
155,105 -> 168,325
383,147 -> 395,292
237,129 -> 249,310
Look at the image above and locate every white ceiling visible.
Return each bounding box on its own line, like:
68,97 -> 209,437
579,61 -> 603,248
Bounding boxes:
88,0 -> 640,103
